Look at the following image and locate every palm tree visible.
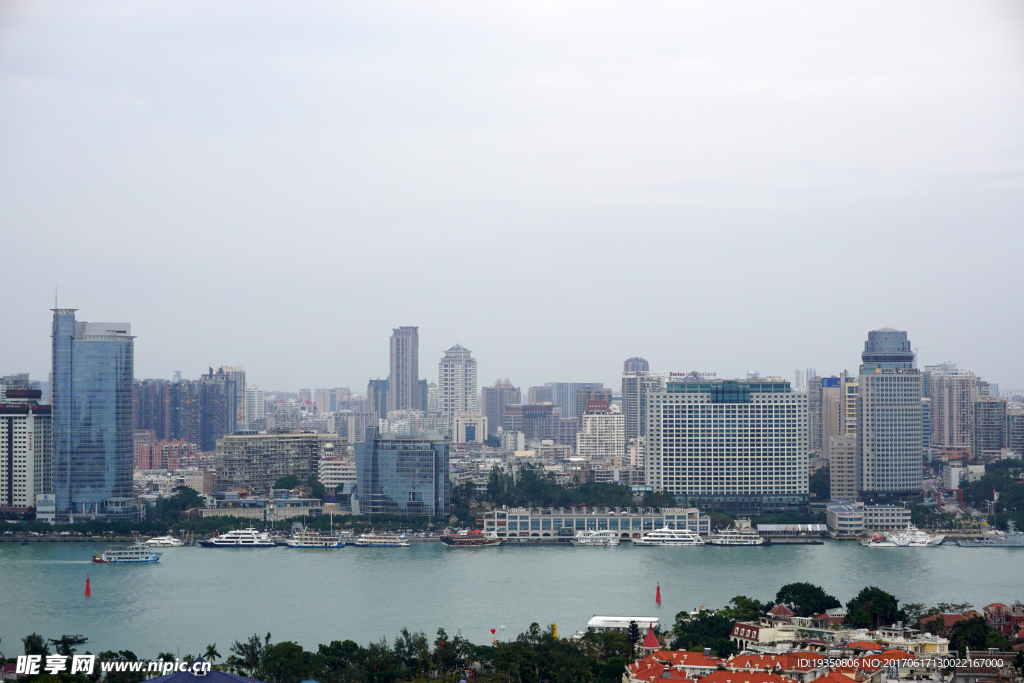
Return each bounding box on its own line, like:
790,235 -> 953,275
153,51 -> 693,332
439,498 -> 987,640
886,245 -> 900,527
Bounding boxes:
204,644 -> 221,663
158,653 -> 176,663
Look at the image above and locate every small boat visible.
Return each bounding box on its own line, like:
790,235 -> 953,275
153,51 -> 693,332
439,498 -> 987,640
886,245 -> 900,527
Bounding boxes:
708,527 -> 764,546
198,528 -> 276,548
571,530 -> 622,546
48,635 -> 88,645
353,533 -> 410,547
861,523 -> 943,547
440,528 -> 501,547
957,521 -> 1024,548
633,527 -> 704,546
145,535 -> 185,547
287,528 -> 345,548
93,540 -> 161,563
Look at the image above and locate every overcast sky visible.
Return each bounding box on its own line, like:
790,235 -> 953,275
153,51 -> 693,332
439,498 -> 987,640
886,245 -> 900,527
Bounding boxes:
2,1 -> 1022,394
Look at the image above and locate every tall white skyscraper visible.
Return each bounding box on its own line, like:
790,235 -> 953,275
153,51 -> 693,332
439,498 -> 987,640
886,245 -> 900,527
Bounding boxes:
245,385 -> 265,427
438,345 -> 477,425
794,368 -> 816,392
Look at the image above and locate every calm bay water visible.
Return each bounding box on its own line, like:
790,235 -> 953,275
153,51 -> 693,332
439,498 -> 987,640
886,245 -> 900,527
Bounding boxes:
0,541 -> 1016,658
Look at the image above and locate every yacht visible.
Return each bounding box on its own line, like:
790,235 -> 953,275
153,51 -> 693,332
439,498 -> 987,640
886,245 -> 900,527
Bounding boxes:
708,527 -> 765,546
93,539 -> 162,563
957,521 -> 1024,548
440,528 -> 502,547
199,528 -> 276,548
572,530 -> 622,546
145,535 -> 185,547
353,533 -> 410,547
632,527 -> 704,546
861,523 -> 943,547
286,528 -> 345,548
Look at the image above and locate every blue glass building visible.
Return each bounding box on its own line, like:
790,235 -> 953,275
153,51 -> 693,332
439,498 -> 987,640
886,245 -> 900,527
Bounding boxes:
51,309 -> 137,521
355,429 -> 450,516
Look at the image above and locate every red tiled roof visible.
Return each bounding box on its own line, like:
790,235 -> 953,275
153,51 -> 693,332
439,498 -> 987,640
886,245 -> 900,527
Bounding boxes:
698,671 -> 798,683
727,653 -> 826,672
844,642 -> 883,651
642,624 -> 661,649
626,651 -> 725,681
768,604 -> 797,617
920,613 -> 968,629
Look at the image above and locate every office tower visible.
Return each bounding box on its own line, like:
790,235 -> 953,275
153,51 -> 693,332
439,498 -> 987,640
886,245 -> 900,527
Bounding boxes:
366,379 -> 389,420
388,326 -> 420,412
330,410 -> 373,444
839,371 -> 858,436
0,388 -> 52,510
199,369 -> 238,450
355,428 -> 450,515
426,383 -> 438,415
829,435 -> 858,501
527,386 -> 553,404
51,309 -> 136,521
921,398 -> 932,460
453,412 -> 488,443
503,404 -> 577,443
217,366 -> 246,426
973,396 -> 1008,458
438,345 -> 477,425
480,379 -> 521,437
544,382 -> 603,418
857,328 -> 923,501
623,357 -> 650,373
216,431 -> 335,492
646,377 -> 809,515
576,402 -> 625,462
134,378 -> 172,440
622,372 -> 665,442
928,363 -> 979,448
808,376 -> 841,455
245,385 -> 265,427
1007,409 -> 1024,456
575,388 -> 613,423
794,368 -> 816,392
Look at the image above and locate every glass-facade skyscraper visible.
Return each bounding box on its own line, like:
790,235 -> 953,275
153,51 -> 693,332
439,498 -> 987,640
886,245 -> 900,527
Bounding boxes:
354,428 -> 450,516
51,309 -> 137,521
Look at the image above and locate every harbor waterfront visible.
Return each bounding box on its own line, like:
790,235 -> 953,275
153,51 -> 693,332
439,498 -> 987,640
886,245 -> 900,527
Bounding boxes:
2,540 -> 1020,658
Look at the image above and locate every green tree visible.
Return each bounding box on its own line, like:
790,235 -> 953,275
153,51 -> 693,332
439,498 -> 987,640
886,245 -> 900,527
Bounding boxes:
23,633 -> 50,657
261,641 -> 317,683
228,632 -> 270,677
204,643 -> 221,663
485,435 -> 501,448
846,586 -> 907,630
627,621 -> 640,659
809,468 -> 830,500
673,611 -> 738,657
273,475 -> 300,490
949,617 -> 995,654
775,582 -> 841,617
317,640 -> 365,683
54,636 -> 78,657
722,595 -> 770,622
641,490 -> 677,508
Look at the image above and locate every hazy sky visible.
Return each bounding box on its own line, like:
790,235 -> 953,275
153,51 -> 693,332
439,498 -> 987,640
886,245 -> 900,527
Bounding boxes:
2,1 -> 1022,394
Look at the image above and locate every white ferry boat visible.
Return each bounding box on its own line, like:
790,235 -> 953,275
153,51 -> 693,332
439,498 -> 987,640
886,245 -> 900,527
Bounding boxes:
708,527 -> 765,546
145,535 -> 185,547
632,527 -> 705,546
93,540 -> 162,563
353,533 -> 410,547
287,528 -> 345,548
199,528 -> 276,548
861,523 -> 943,547
572,530 -> 621,546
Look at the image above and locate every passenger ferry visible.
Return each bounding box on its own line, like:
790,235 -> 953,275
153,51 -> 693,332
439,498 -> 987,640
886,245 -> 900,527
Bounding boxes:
199,528 -> 276,548
861,523 -> 943,547
286,528 -> 345,548
353,533 -> 410,547
145,535 -> 185,547
93,540 -> 162,563
632,527 -> 704,546
571,530 -> 621,546
440,528 -> 501,547
708,527 -> 765,546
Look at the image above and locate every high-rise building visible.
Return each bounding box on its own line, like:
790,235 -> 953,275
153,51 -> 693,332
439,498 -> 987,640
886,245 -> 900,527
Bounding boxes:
388,326 -> 420,412
973,396 -> 1008,458
527,386 -> 553,404
426,383 -> 438,415
829,435 -> 858,501
0,388 -> 52,511
622,372 -> 665,442
217,365 -> 246,427
794,368 -> 817,392
366,379 -> 389,420
438,345 -> 477,427
575,388 -> 613,423
1007,408 -> 1024,456
576,402 -> 625,463
544,382 -> 603,419
623,357 -> 650,373
928,363 -> 979,449
645,377 -> 809,515
245,385 -> 265,427
354,429 -> 450,516
480,379 -> 521,438
503,404 -> 578,445
51,309 -> 137,522
808,376 -> 842,456
216,431 -> 335,493
840,371 -> 858,436
921,397 -> 932,460
857,328 -> 923,501
314,389 -> 331,415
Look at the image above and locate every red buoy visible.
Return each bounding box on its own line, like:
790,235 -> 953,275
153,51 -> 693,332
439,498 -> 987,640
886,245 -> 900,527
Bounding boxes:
85,575 -> 91,596
655,582 -> 661,604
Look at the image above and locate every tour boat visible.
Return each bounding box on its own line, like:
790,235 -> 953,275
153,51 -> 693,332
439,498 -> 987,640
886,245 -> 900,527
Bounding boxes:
286,528 -> 345,548
198,528 -> 276,548
708,527 -> 765,546
353,533 -> 410,547
145,535 -> 185,547
572,530 -> 622,546
440,528 -> 501,547
632,527 -> 704,546
861,524 -> 943,547
93,540 -> 162,563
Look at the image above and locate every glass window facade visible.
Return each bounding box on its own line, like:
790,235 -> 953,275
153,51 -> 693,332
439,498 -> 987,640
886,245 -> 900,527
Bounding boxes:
354,429 -> 450,516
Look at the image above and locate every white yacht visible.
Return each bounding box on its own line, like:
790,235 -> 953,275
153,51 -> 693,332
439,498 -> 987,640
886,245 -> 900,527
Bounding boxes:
572,530 -> 621,546
353,533 -> 410,547
708,527 -> 765,546
93,539 -> 162,563
199,528 -> 276,548
287,528 -> 345,548
632,527 -> 705,546
145,535 -> 185,547
861,524 -> 943,547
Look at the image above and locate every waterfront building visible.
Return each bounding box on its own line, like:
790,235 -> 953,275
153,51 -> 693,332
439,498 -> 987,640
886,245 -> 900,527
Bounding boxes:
544,382 -> 603,418
645,377 -> 809,515
51,309 -> 137,522
829,435 -> 857,502
318,454 -> 357,491
527,386 -> 553,404
576,402 -> 626,462
575,388 -> 613,424
438,344 -> 477,427
483,506 -> 710,539
973,396 -> 1008,458
0,389 -> 52,513
388,326 -> 421,412
354,429 -> 450,516
825,501 -> 913,535
623,357 -> 650,373
928,363 -> 979,448
480,379 -> 521,438
245,384 -> 265,428
215,431 -> 335,493
857,329 -> 923,502
453,412 -> 488,443
198,490 -> 323,522
622,372 -> 665,442
183,469 -> 215,495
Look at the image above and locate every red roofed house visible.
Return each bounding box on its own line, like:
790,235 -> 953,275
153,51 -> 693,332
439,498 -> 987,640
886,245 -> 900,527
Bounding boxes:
919,613 -> 970,637
640,624 -> 662,654
725,652 -> 828,683
624,651 -> 723,683
983,603 -> 1024,636
768,604 -> 798,619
